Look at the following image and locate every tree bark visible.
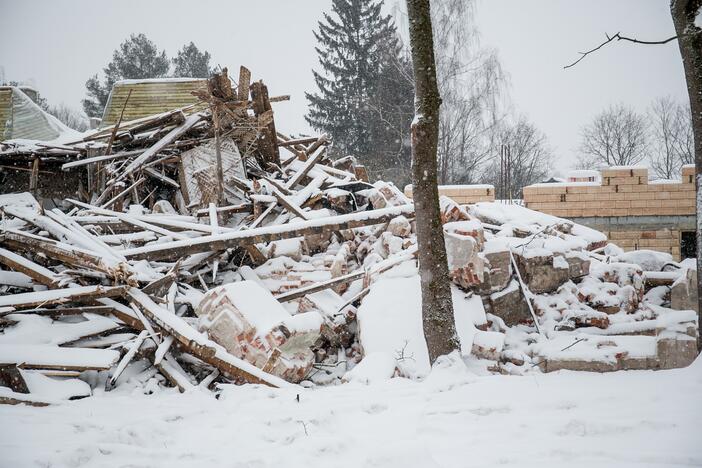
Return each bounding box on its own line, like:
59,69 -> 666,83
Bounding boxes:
406,0 -> 459,363
670,0 -> 702,351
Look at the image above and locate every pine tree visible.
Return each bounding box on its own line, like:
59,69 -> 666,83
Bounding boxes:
173,42 -> 212,78
306,0 -> 413,184
82,34 -> 169,117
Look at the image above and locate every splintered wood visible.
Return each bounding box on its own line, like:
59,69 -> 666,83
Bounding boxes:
0,65 -> 406,403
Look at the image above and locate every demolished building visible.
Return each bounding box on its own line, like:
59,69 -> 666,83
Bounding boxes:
0,66 -> 697,406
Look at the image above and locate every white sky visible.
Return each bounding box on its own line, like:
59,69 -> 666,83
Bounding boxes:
0,0 -> 687,175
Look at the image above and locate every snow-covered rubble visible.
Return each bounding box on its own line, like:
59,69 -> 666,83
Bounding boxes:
0,68 -> 698,406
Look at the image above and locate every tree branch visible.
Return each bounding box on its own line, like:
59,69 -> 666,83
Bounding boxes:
564,32 -> 679,69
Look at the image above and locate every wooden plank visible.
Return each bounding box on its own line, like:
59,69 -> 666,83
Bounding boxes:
0,285 -> 127,310
238,66 -> 251,101
275,270 -> 366,302
121,204 -> 415,261
110,112 -> 204,184
105,89 -> 132,155
194,203 -> 252,217
61,149 -> 142,170
0,345 -> 120,371
277,136 -> 319,147
250,80 -> 280,167
100,177 -> 146,209
0,305 -> 115,318
271,188 -> 309,220
285,145 -> 327,189
1,230 -> 110,274
0,247 -> 60,287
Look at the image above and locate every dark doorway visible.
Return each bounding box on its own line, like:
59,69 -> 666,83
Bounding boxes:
681,231 -> 697,259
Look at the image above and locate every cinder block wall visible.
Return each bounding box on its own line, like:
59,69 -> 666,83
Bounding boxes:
523,166 -> 696,260
404,184 -> 495,204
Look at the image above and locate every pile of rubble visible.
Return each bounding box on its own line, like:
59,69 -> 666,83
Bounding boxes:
0,67 -> 698,405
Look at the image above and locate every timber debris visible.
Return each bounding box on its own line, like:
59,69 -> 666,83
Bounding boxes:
0,67 -> 697,404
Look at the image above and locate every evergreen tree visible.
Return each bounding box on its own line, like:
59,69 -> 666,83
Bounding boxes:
82,34 -> 169,117
173,42 -> 212,78
306,0 -> 413,184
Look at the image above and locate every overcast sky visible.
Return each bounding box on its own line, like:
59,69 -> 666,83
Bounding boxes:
0,0 -> 687,175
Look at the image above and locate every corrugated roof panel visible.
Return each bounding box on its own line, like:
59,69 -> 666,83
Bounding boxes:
101,79 -> 208,127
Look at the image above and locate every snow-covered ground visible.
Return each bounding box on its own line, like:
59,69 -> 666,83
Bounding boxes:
2,355 -> 700,468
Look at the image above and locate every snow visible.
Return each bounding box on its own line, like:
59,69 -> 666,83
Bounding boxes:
566,169 -> 599,178
0,313 -> 119,346
679,258 -> 697,270
616,249 -> 674,271
528,181 -> 600,188
405,183 -> 494,191
0,285 -> 122,308
1,356 -> 701,467
0,344 -> 119,369
357,275 -> 489,378
21,370 -> 92,400
114,77 -> 204,85
650,178 -> 682,184
356,275 -> 430,377
470,201 -> 606,246
343,352 -> 397,384
533,334 -> 657,364
121,204 -> 415,259
607,165 -> 648,171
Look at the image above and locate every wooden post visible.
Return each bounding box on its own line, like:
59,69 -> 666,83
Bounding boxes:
29,157 -> 39,195
250,80 -> 281,168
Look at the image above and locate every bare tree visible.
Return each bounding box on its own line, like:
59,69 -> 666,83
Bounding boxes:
483,117 -> 554,198
649,96 -> 693,178
431,0 -> 507,185
46,104 -> 90,132
564,0 -> 701,350
405,0 -> 458,363
578,103 -> 648,168
391,0 -> 508,185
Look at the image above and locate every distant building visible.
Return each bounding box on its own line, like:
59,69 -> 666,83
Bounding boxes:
523,166 -> 696,261
100,78 -> 208,128
0,86 -> 72,141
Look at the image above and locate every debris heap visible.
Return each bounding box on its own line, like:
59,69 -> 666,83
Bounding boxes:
0,67 -> 698,405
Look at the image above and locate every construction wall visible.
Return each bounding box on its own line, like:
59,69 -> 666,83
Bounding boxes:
523,166 -> 696,260
404,184 -> 495,204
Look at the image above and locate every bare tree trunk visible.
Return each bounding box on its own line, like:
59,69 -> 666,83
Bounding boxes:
670,0 -> 702,351
406,0 -> 458,363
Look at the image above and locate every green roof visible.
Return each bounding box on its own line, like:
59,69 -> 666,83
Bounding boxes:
100,78 -> 208,128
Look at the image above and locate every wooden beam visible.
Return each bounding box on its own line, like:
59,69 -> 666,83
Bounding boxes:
0,344 -> 120,371
275,270 -> 366,302
285,145 -> 326,189
0,285 -> 126,310
121,204 -> 415,261
250,80 -> 280,167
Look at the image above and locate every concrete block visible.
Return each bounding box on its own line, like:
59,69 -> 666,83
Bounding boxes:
671,269 -> 698,312
514,252 -> 569,294
489,280 -> 532,326
657,336 -> 698,370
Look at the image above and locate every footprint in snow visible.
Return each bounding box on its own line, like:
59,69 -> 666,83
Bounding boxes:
364,403 -> 388,414
469,406 -> 511,416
